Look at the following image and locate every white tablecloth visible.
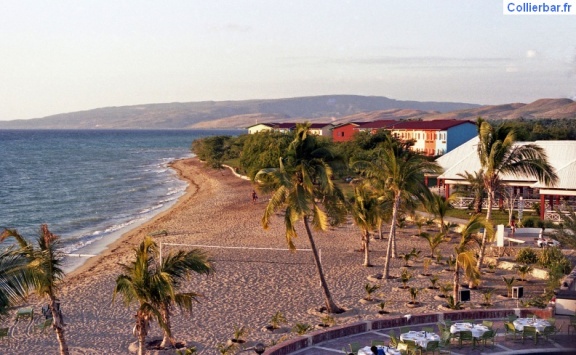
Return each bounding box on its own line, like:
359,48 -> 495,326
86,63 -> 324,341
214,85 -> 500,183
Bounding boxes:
450,323 -> 490,338
357,345 -> 401,355
400,331 -> 441,348
513,318 -> 550,332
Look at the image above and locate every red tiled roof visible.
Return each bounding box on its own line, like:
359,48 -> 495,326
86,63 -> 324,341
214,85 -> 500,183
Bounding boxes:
357,120 -> 397,129
389,120 -> 474,130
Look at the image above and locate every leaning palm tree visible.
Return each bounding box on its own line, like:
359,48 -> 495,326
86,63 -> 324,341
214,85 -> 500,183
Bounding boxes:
350,185 -> 381,267
475,118 -> 558,270
0,226 -> 69,355
0,247 -> 29,319
256,122 -> 347,313
354,141 -> 442,281
453,216 -> 492,300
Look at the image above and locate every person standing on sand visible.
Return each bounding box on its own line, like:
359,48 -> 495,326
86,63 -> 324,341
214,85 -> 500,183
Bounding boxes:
251,190 -> 258,204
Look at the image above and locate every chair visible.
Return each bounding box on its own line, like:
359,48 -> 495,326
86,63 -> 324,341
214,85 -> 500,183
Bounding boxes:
507,314 -> 518,322
457,330 -> 473,348
482,320 -> 493,329
522,325 -> 538,345
568,316 -> 576,335
35,318 -> 53,334
403,339 -> 421,355
0,327 -> 9,342
436,322 -> 446,334
400,326 -> 411,334
546,317 -> 556,326
422,326 -> 434,333
389,330 -> 399,348
397,343 -> 410,355
349,342 -> 361,355
473,329 -> 495,349
443,319 -> 453,327
342,347 -> 352,355
438,331 -> 451,354
421,340 -> 439,354
371,340 -> 386,347
504,322 -> 522,341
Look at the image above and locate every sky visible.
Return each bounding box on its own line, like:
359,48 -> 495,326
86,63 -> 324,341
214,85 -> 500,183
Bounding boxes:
1,1 -> 575,121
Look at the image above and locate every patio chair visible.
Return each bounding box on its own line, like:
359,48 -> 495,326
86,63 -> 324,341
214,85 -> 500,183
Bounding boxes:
482,320 -> 493,329
35,319 -> 53,334
546,317 -> 556,326
397,342 -> 410,355
507,314 -> 518,322
400,326 -> 411,334
473,329 -> 495,349
403,339 -> 421,355
421,340 -> 439,354
348,342 -> 362,355
389,330 -> 399,348
504,321 -> 522,341
443,319 -> 453,327
568,316 -> 576,335
457,330 -> 473,349
522,326 -> 538,345
436,322 -> 446,334
422,326 -> 434,333
438,331 -> 451,354
0,327 -> 9,342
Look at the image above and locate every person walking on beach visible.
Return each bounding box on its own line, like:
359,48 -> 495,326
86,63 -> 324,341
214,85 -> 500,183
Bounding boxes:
251,190 -> 258,204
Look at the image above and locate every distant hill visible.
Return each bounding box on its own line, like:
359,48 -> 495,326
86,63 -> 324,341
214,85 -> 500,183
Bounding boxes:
0,95 -> 478,129
0,96 -> 574,130
422,98 -> 576,121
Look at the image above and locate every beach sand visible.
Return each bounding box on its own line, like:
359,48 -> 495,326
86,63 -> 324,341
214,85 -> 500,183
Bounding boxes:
3,158 -> 542,354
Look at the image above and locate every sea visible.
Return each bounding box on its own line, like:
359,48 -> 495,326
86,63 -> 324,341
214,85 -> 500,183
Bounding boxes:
0,129 -> 242,272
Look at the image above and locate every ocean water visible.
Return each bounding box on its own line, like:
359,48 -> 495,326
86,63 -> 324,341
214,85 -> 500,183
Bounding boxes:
0,129 -> 242,271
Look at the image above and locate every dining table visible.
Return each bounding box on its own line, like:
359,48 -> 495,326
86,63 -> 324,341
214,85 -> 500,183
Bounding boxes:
357,345 -> 401,355
450,322 -> 490,338
513,318 -> 551,332
400,330 -> 441,348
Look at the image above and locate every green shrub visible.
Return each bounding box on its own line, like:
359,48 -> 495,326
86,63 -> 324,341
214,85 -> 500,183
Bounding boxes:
538,247 -> 573,274
522,217 -> 538,228
516,247 -> 538,264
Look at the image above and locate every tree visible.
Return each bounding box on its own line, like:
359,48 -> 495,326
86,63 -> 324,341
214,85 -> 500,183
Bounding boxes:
354,140 -> 441,281
453,215 -> 492,300
257,122 -> 347,313
0,226 -> 69,355
113,236 -> 213,353
0,247 -> 28,319
350,185 -> 381,267
475,118 -> 558,271
426,194 -> 456,235
456,170 -> 485,214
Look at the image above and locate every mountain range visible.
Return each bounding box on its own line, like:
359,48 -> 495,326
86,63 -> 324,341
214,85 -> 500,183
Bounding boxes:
0,95 -> 574,129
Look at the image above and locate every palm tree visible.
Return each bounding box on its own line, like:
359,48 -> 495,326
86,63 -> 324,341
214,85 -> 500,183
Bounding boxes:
475,118 -> 558,270
426,194 -> 455,235
419,231 -> 446,257
0,225 -> 69,355
156,248 -> 212,348
456,170 -> 485,214
350,185 -> 381,266
0,247 -> 29,318
113,236 -> 213,353
354,141 -> 441,281
453,216 -> 492,301
257,123 -> 347,313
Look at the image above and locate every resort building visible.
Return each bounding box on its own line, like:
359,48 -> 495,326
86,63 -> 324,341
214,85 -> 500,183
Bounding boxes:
436,137 -> 576,221
331,119 -> 476,156
246,122 -> 332,136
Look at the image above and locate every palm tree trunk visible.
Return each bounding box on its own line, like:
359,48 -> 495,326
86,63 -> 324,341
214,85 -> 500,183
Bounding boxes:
160,304 -> 174,348
137,313 -> 148,355
383,194 -> 400,281
303,217 -> 343,314
453,260 -> 460,302
363,230 -> 371,267
476,188 -> 493,270
48,297 -> 69,355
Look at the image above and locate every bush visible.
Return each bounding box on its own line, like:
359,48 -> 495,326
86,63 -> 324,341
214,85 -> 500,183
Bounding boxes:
522,217 -> 539,228
516,247 -> 538,264
538,247 -> 573,274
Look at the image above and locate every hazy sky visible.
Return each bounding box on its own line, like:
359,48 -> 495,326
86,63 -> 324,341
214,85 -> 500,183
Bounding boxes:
1,1 -> 575,121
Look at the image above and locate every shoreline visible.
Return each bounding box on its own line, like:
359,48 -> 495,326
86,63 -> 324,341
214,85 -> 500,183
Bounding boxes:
5,157 -> 553,354
65,158 -> 201,279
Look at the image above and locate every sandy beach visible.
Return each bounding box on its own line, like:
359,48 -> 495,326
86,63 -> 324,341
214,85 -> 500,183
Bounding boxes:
3,158 -> 544,354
